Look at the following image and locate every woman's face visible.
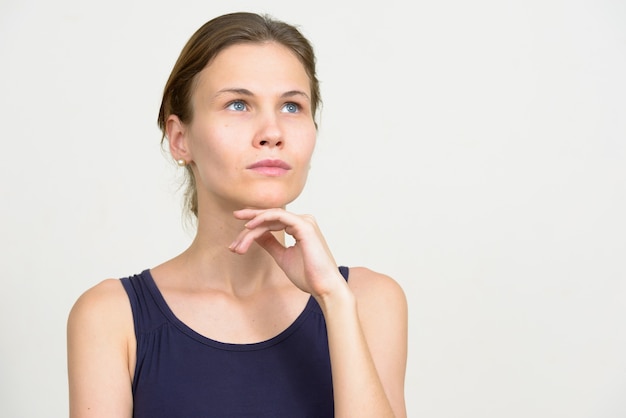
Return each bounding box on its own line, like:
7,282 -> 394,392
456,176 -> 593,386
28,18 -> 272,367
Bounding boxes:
181,42 -> 317,212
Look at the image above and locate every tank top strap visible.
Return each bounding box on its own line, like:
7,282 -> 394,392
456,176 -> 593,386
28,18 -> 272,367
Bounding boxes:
120,270 -> 169,336
339,265 -> 349,281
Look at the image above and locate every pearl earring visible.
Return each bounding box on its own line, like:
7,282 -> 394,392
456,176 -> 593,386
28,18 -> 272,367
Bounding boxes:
176,159 -> 187,167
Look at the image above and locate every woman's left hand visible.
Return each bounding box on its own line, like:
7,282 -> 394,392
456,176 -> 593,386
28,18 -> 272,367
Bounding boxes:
229,208 -> 346,298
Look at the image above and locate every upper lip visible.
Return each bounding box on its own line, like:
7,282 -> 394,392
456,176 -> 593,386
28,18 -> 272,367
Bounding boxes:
246,159 -> 292,169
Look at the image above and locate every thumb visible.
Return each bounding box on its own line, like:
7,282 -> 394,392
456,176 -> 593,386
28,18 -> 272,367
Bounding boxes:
255,231 -> 286,260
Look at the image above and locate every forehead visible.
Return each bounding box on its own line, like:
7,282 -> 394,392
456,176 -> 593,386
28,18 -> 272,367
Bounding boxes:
195,42 -> 311,96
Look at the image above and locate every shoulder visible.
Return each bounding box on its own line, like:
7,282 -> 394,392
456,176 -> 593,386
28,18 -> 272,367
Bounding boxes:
347,266 -> 407,312
67,279 -> 135,416
346,266 -> 408,345
69,278 -> 130,316
67,278 -> 135,379
67,278 -> 133,337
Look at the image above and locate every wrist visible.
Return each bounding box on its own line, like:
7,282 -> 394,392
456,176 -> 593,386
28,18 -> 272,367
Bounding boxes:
313,278 -> 355,315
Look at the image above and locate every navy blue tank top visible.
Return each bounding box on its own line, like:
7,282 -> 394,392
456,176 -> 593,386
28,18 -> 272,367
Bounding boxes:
120,267 -> 349,418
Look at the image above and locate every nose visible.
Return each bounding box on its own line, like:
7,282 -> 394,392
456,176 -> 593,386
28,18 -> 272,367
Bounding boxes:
254,112 -> 284,148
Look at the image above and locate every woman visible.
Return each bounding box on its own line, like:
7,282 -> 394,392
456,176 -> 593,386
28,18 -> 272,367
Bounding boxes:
68,12 -> 407,417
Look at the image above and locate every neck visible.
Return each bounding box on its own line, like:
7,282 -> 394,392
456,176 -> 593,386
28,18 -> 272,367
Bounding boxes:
167,208 -> 288,295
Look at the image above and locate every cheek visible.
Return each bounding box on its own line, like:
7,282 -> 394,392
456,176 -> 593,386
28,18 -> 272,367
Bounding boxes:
189,124 -> 236,162
288,120 -> 317,152
302,128 -> 317,159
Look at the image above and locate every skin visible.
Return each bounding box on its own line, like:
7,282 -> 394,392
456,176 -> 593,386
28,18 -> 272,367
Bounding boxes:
67,42 -> 408,417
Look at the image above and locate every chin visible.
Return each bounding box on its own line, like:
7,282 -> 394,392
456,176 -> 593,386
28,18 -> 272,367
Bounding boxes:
245,191 -> 300,210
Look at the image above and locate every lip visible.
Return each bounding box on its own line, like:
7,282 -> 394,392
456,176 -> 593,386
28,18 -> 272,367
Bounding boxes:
246,159 -> 292,176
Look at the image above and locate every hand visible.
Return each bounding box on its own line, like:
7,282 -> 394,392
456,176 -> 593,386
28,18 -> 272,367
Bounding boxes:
229,208 -> 347,298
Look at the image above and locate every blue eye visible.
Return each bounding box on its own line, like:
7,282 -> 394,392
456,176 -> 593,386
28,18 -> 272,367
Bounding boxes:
227,101 -> 247,111
282,103 -> 299,113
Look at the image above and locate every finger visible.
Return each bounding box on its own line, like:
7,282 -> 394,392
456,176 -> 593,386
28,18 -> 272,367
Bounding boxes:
241,209 -> 307,234
233,209 -> 297,234
254,231 -> 287,260
229,222 -> 284,254
232,208 -> 264,221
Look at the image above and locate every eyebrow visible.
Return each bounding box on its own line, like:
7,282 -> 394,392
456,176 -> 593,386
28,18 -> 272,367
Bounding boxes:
215,88 -> 310,101
281,90 -> 310,101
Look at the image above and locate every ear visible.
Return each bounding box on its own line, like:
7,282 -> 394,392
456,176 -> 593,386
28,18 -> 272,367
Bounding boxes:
166,115 -> 192,163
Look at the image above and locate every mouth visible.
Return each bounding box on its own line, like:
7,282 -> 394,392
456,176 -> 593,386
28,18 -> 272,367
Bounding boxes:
246,159 -> 292,176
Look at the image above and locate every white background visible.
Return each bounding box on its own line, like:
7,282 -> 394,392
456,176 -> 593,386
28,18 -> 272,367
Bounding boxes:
1,0 -> 625,417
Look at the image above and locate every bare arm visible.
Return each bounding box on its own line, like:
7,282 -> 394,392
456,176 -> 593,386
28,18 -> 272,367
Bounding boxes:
318,267 -> 408,418
67,279 -> 135,418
